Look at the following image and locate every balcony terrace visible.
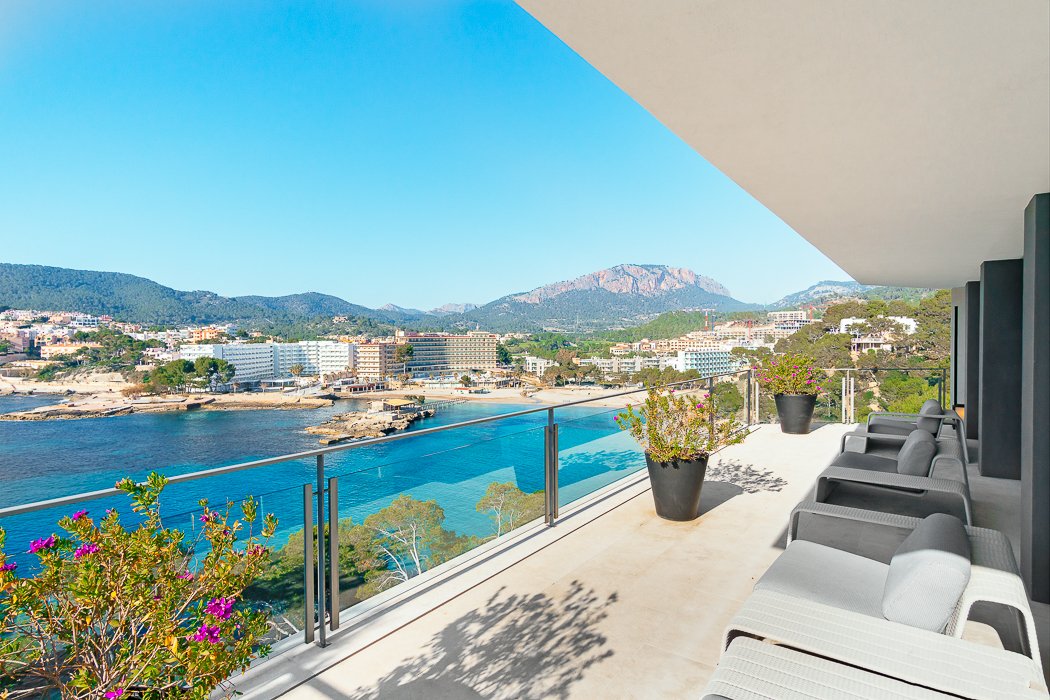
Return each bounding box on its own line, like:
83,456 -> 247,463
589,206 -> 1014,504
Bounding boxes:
229,421 -> 1050,698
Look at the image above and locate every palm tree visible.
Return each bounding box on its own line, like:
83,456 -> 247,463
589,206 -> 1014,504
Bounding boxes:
289,364 -> 305,391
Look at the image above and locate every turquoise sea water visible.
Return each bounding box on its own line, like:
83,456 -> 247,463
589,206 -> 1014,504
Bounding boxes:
0,398 -> 644,568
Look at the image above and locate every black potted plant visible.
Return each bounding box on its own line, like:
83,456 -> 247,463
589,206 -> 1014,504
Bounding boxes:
615,386 -> 743,521
755,353 -> 824,434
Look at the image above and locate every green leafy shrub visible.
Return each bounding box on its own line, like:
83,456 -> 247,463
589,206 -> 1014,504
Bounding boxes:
615,385 -> 743,463
0,473 -> 276,699
754,354 -> 824,396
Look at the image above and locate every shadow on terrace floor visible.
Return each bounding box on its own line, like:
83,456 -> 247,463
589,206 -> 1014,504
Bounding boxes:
332,580 -> 618,700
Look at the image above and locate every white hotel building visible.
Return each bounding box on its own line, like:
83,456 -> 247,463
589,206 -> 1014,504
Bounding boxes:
180,341 -> 355,384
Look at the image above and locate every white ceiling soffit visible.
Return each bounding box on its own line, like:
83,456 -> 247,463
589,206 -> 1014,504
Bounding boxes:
515,0 -> 1050,288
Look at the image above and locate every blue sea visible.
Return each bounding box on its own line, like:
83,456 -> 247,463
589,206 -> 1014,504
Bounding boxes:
0,396 -> 644,568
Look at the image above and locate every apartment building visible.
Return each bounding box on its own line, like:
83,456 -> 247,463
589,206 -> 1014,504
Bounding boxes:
521,355 -> 556,376
395,330 -> 498,377
189,327 -> 225,343
180,343 -> 276,383
675,348 -> 740,376
181,341 -> 356,383
578,355 -> 663,376
39,342 -> 102,360
273,341 -> 355,378
355,342 -> 405,379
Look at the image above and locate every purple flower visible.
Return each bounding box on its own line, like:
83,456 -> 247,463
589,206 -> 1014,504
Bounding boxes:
177,570 -> 195,581
71,509 -> 88,521
105,689 -> 125,699
74,542 -> 100,559
29,535 -> 56,554
189,624 -> 222,644
206,597 -> 235,620
198,512 -> 218,523
0,562 -> 17,573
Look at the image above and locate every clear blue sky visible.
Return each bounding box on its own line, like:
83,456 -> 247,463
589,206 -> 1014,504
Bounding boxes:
0,0 -> 848,309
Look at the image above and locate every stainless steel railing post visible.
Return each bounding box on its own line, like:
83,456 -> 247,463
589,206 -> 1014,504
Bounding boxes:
328,476 -> 340,632
315,455 -> 327,647
550,411 -> 558,524
302,483 -> 315,645
746,369 -> 753,426
707,377 -> 716,435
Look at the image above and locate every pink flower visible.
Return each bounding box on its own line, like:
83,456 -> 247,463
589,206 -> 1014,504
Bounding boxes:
0,562 -> 17,573
206,597 -> 235,620
198,512 -> 218,523
189,624 -> 222,644
74,542 -> 99,559
71,510 -> 88,521
177,570 -> 195,581
105,689 -> 124,699
29,535 -> 56,554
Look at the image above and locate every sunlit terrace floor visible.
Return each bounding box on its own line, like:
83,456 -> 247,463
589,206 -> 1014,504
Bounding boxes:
233,423 -> 1049,699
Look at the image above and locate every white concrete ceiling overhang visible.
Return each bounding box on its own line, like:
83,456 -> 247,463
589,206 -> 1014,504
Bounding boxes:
515,0 -> 1050,288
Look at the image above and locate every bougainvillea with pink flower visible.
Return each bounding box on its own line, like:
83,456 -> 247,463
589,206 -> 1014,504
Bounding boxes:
0,472 -> 277,699
753,353 -> 825,396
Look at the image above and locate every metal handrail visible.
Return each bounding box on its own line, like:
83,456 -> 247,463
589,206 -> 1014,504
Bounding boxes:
0,370 -> 749,519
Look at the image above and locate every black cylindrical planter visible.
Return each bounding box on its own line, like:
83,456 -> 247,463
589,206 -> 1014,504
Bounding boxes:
774,393 -> 817,434
645,454 -> 708,521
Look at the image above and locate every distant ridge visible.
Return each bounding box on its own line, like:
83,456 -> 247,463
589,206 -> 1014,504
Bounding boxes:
769,280 -> 936,309
0,263 -> 399,326
453,264 -> 757,332
0,262 -> 933,332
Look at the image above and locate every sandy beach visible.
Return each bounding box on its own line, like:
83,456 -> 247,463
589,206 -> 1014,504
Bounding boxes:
352,385 -> 644,409
0,373 -> 650,421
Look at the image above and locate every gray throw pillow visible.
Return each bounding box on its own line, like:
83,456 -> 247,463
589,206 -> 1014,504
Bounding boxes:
895,430 -> 937,476
915,399 -> 944,434
883,513 -> 970,632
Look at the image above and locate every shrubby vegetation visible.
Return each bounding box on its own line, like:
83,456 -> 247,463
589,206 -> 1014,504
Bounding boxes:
0,474 -> 277,699
248,484 -> 545,628
35,329 -> 165,380
762,291 -> 950,421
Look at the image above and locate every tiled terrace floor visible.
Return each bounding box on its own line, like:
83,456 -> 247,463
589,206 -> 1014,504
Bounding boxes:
239,423 -> 1048,699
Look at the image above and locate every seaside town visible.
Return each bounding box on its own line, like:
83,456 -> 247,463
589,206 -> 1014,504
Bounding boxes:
0,303 -> 921,429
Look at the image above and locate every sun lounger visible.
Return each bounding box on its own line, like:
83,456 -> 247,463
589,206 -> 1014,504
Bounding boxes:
787,500 -> 1042,662
702,636 -> 952,699
723,590 -> 1048,699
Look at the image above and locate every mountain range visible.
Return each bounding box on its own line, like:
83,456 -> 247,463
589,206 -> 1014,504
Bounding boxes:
0,262 -> 931,332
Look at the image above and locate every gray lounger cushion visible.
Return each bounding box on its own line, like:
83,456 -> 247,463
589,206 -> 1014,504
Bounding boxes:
894,430 -> 937,476
882,513 -> 971,632
754,540 -> 887,618
831,429 -> 936,476
915,399 -> 945,433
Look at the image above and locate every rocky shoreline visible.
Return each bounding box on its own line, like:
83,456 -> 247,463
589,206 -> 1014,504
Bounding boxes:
305,408 -> 435,444
0,394 -> 335,421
